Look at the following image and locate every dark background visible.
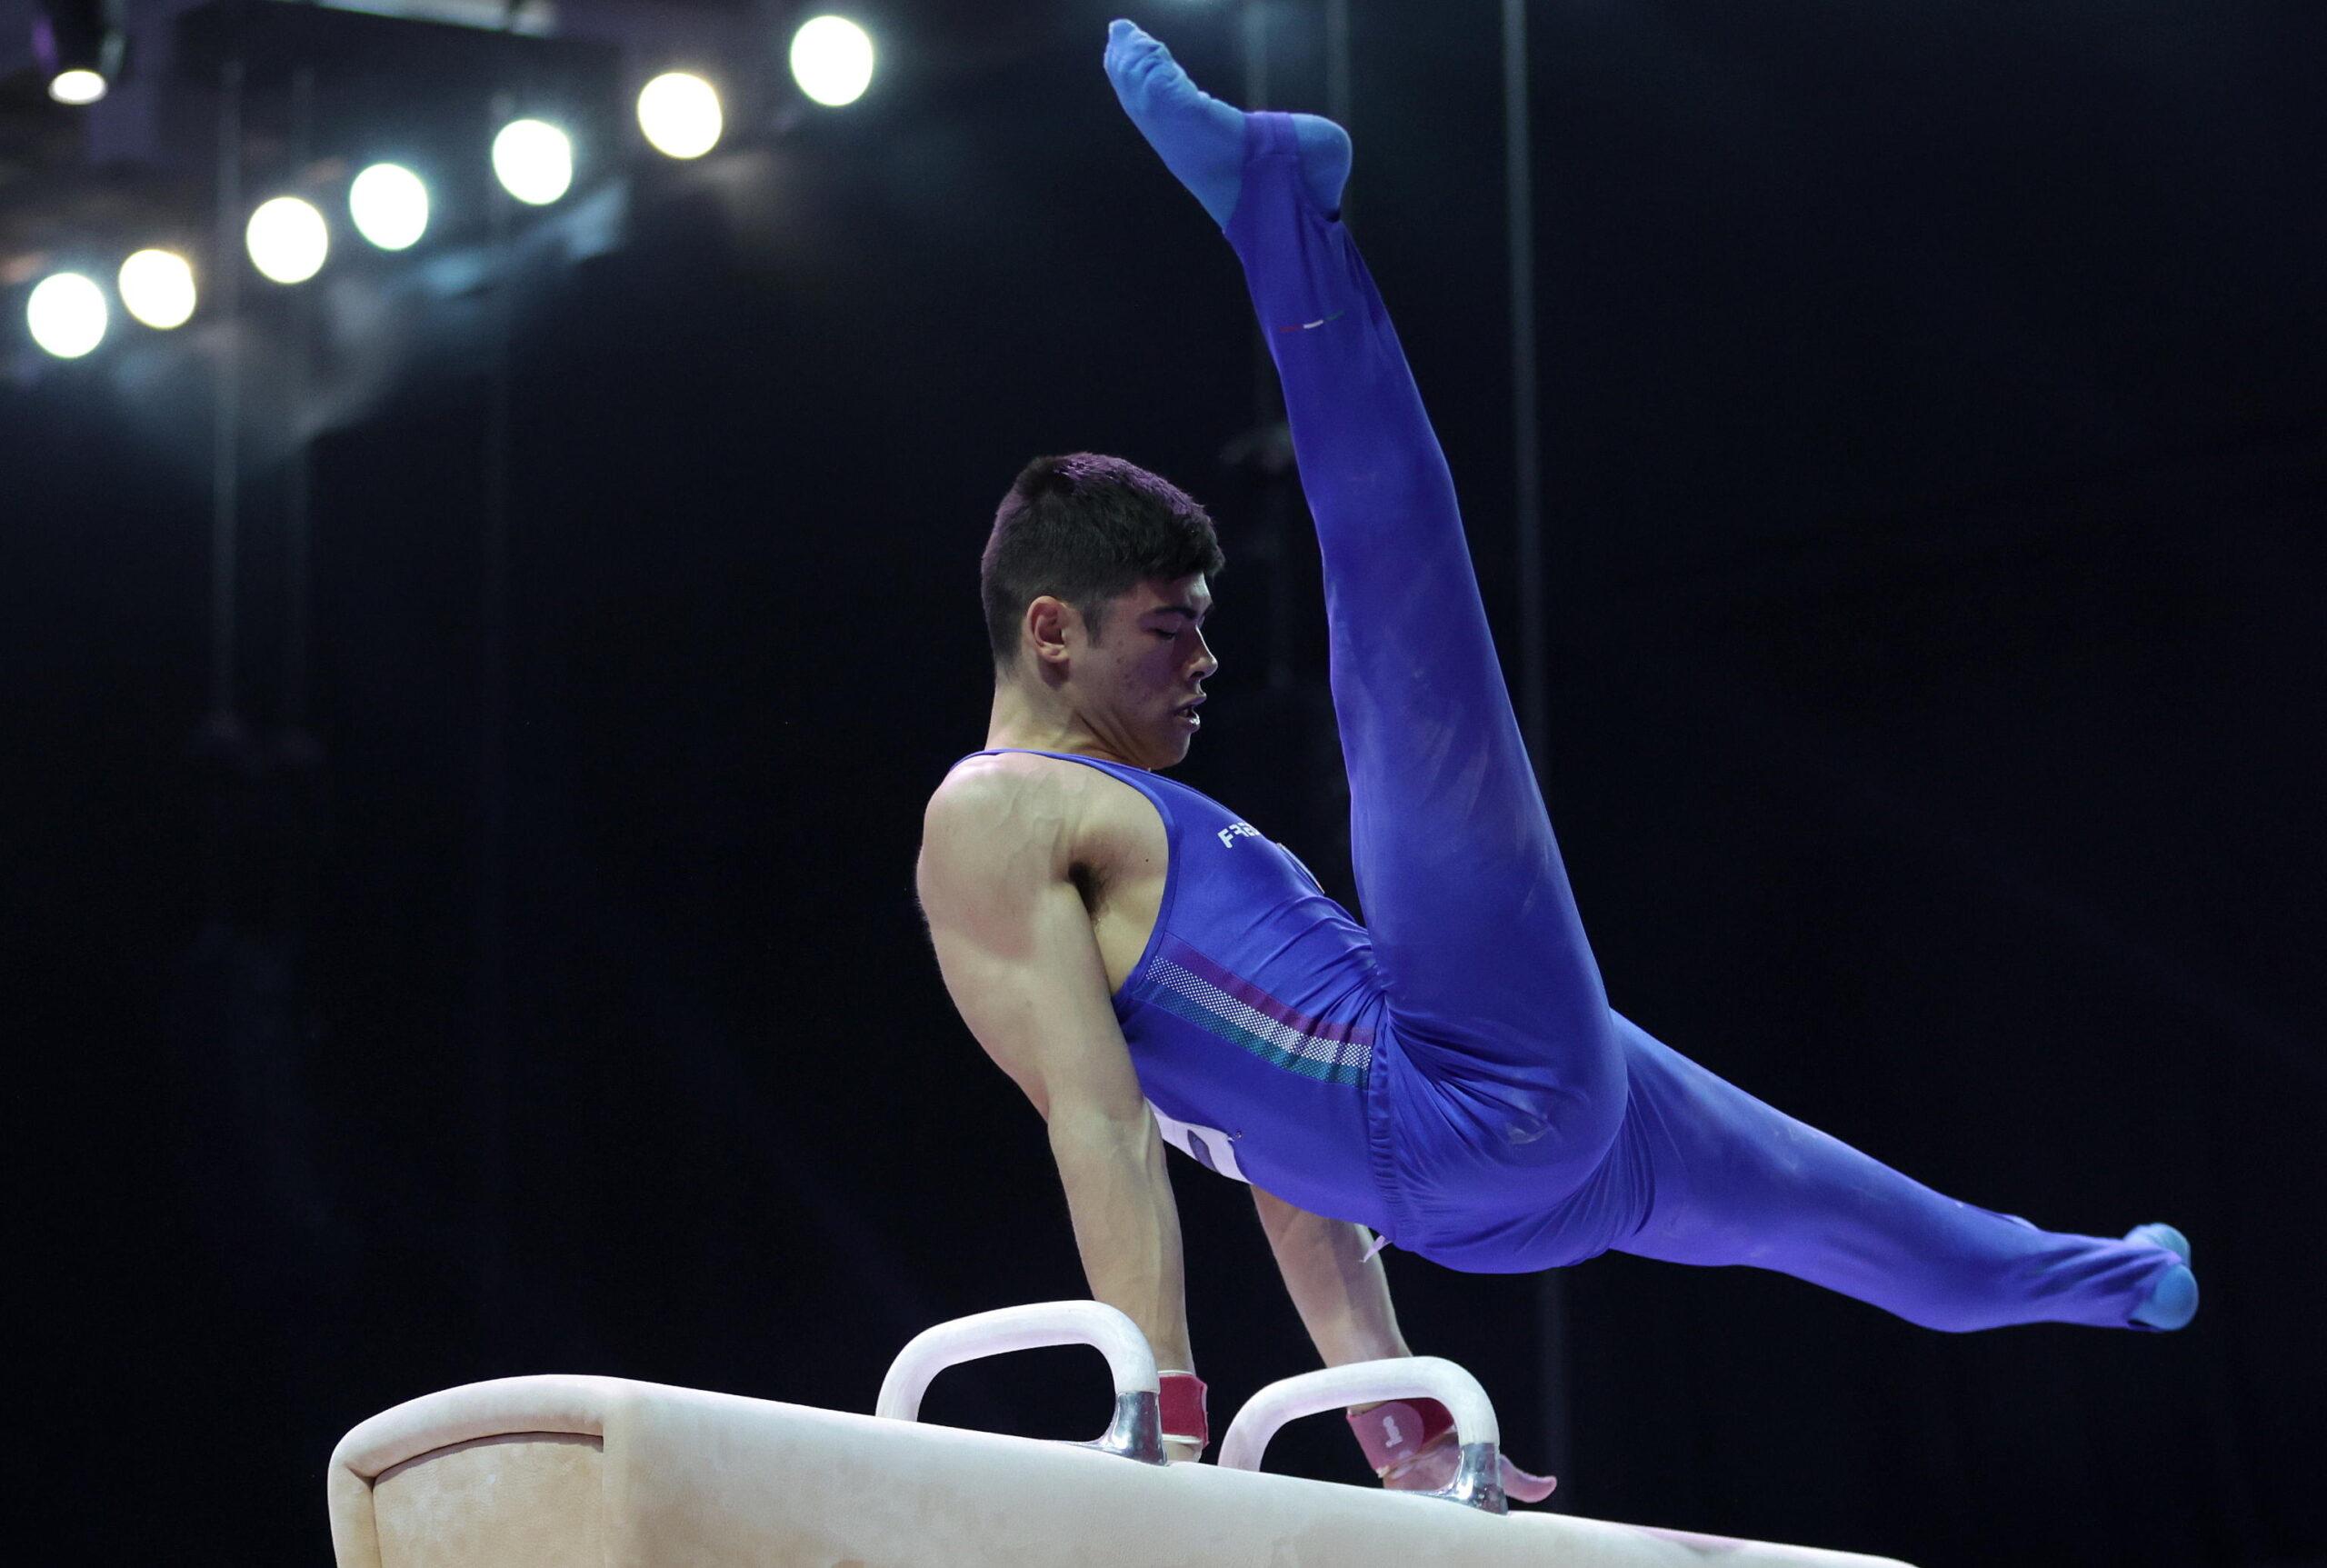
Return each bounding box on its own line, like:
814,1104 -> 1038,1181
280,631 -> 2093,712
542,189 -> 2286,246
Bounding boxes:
7,3 -> 2323,1564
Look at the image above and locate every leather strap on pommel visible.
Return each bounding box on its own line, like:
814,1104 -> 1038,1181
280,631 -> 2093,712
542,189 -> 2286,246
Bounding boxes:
1158,1371 -> 1208,1454
1346,1397 -> 1456,1474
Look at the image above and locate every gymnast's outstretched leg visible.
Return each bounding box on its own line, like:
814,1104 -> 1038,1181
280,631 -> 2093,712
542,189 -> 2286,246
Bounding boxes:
1605,1011 -> 2196,1331
1103,20 -> 2196,1332
1107,20 -> 1626,1206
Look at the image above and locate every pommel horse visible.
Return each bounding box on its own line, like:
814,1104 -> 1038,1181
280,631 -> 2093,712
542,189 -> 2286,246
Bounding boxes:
326,1301 -> 1914,1567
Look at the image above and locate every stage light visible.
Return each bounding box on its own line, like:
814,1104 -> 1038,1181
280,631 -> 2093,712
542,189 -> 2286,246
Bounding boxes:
247,196 -> 329,285
349,163 -> 430,250
117,249 -> 196,328
27,272 -> 108,358
34,0 -> 125,105
638,72 -> 722,159
492,118 -> 573,205
48,68 -> 105,105
790,15 -> 874,107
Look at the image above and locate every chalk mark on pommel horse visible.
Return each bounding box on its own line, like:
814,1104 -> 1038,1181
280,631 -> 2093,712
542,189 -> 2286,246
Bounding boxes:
326,1300 -> 1917,1568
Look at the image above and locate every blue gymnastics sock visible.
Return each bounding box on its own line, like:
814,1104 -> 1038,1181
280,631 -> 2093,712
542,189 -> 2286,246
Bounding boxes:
2125,1223 -> 2199,1330
1104,18 -> 1352,227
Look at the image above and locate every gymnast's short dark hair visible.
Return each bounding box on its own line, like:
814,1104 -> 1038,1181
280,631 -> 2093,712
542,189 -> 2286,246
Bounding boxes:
982,453 -> 1226,674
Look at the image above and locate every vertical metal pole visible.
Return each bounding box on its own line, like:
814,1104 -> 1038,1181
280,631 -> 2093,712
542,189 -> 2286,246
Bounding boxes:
1239,0 -> 1298,692
474,88 -> 515,1323
1240,3 -> 1268,153
211,59 -> 244,724
1243,0 -> 1274,429
1504,0 -> 1570,1495
1323,0 -> 1351,229
285,65 -> 315,729
1505,0 -> 1546,760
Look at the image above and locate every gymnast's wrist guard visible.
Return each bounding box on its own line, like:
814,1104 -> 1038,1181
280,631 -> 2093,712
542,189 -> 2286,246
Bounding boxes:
1158,1371 -> 1208,1455
1346,1398 -> 1456,1475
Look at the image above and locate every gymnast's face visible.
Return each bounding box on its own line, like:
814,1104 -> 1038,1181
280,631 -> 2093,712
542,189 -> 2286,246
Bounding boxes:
1036,574 -> 1217,769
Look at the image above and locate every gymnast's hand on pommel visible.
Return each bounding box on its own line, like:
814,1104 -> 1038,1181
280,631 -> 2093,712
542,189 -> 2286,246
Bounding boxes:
1363,1404 -> 1559,1503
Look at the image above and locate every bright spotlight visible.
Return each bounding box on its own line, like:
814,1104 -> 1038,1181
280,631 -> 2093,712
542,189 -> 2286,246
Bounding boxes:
637,72 -> 723,159
26,272 -> 108,358
117,249 -> 196,329
48,68 -> 105,105
349,163 -> 430,250
34,0 -> 125,105
790,15 -> 874,107
492,118 -> 574,205
246,196 -> 329,285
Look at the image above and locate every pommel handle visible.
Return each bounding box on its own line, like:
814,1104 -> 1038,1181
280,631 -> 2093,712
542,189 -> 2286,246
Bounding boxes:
1216,1355 -> 1506,1513
875,1300 -> 1166,1464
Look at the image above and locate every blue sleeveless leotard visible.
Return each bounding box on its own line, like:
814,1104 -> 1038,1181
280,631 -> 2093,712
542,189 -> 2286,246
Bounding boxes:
948,747 -> 1394,1232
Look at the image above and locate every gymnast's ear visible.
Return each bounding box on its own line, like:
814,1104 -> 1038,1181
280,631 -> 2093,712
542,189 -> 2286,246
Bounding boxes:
1022,594 -> 1085,670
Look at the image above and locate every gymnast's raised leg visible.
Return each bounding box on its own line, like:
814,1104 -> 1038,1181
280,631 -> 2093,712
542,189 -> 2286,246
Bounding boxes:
1103,19 -> 2196,1333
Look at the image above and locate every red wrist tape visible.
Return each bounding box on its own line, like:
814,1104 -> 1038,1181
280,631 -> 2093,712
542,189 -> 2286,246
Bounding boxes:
1158,1371 -> 1208,1453
1346,1397 -> 1455,1473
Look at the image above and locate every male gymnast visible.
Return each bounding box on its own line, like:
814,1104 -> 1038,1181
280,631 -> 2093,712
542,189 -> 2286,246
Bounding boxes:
915,19 -> 2197,1496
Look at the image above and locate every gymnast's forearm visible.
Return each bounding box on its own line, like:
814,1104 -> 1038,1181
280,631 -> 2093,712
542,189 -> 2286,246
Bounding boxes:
1253,1186 -> 1413,1367
1048,1109 -> 1194,1372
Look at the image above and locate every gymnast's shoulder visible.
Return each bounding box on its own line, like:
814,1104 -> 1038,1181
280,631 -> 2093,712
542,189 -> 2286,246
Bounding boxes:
919,751 -> 1081,888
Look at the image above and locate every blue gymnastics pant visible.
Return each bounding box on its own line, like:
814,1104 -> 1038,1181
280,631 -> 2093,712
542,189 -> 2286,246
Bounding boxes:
1223,112 -> 2178,1331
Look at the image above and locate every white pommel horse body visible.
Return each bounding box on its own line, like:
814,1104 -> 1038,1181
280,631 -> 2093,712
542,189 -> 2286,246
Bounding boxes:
326,1301 -> 1915,1568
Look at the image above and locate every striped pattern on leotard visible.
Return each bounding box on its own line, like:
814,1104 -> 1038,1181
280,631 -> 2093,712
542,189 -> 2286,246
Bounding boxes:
1135,933 -> 1373,1088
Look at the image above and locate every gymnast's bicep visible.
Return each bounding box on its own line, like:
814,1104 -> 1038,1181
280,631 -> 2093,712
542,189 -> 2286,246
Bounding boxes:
916,768 -> 1149,1130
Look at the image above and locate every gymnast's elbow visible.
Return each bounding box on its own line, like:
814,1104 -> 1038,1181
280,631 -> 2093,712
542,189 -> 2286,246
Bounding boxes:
1045,1096 -> 1162,1162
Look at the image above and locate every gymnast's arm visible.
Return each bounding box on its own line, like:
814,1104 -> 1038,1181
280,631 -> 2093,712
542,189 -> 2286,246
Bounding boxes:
1252,1185 -> 1413,1369
1254,1183 -> 1558,1501
915,767 -> 1200,1453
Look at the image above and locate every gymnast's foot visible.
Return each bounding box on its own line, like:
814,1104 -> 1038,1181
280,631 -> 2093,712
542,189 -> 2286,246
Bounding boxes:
1104,18 -> 1352,225
2125,1223 -> 2199,1330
